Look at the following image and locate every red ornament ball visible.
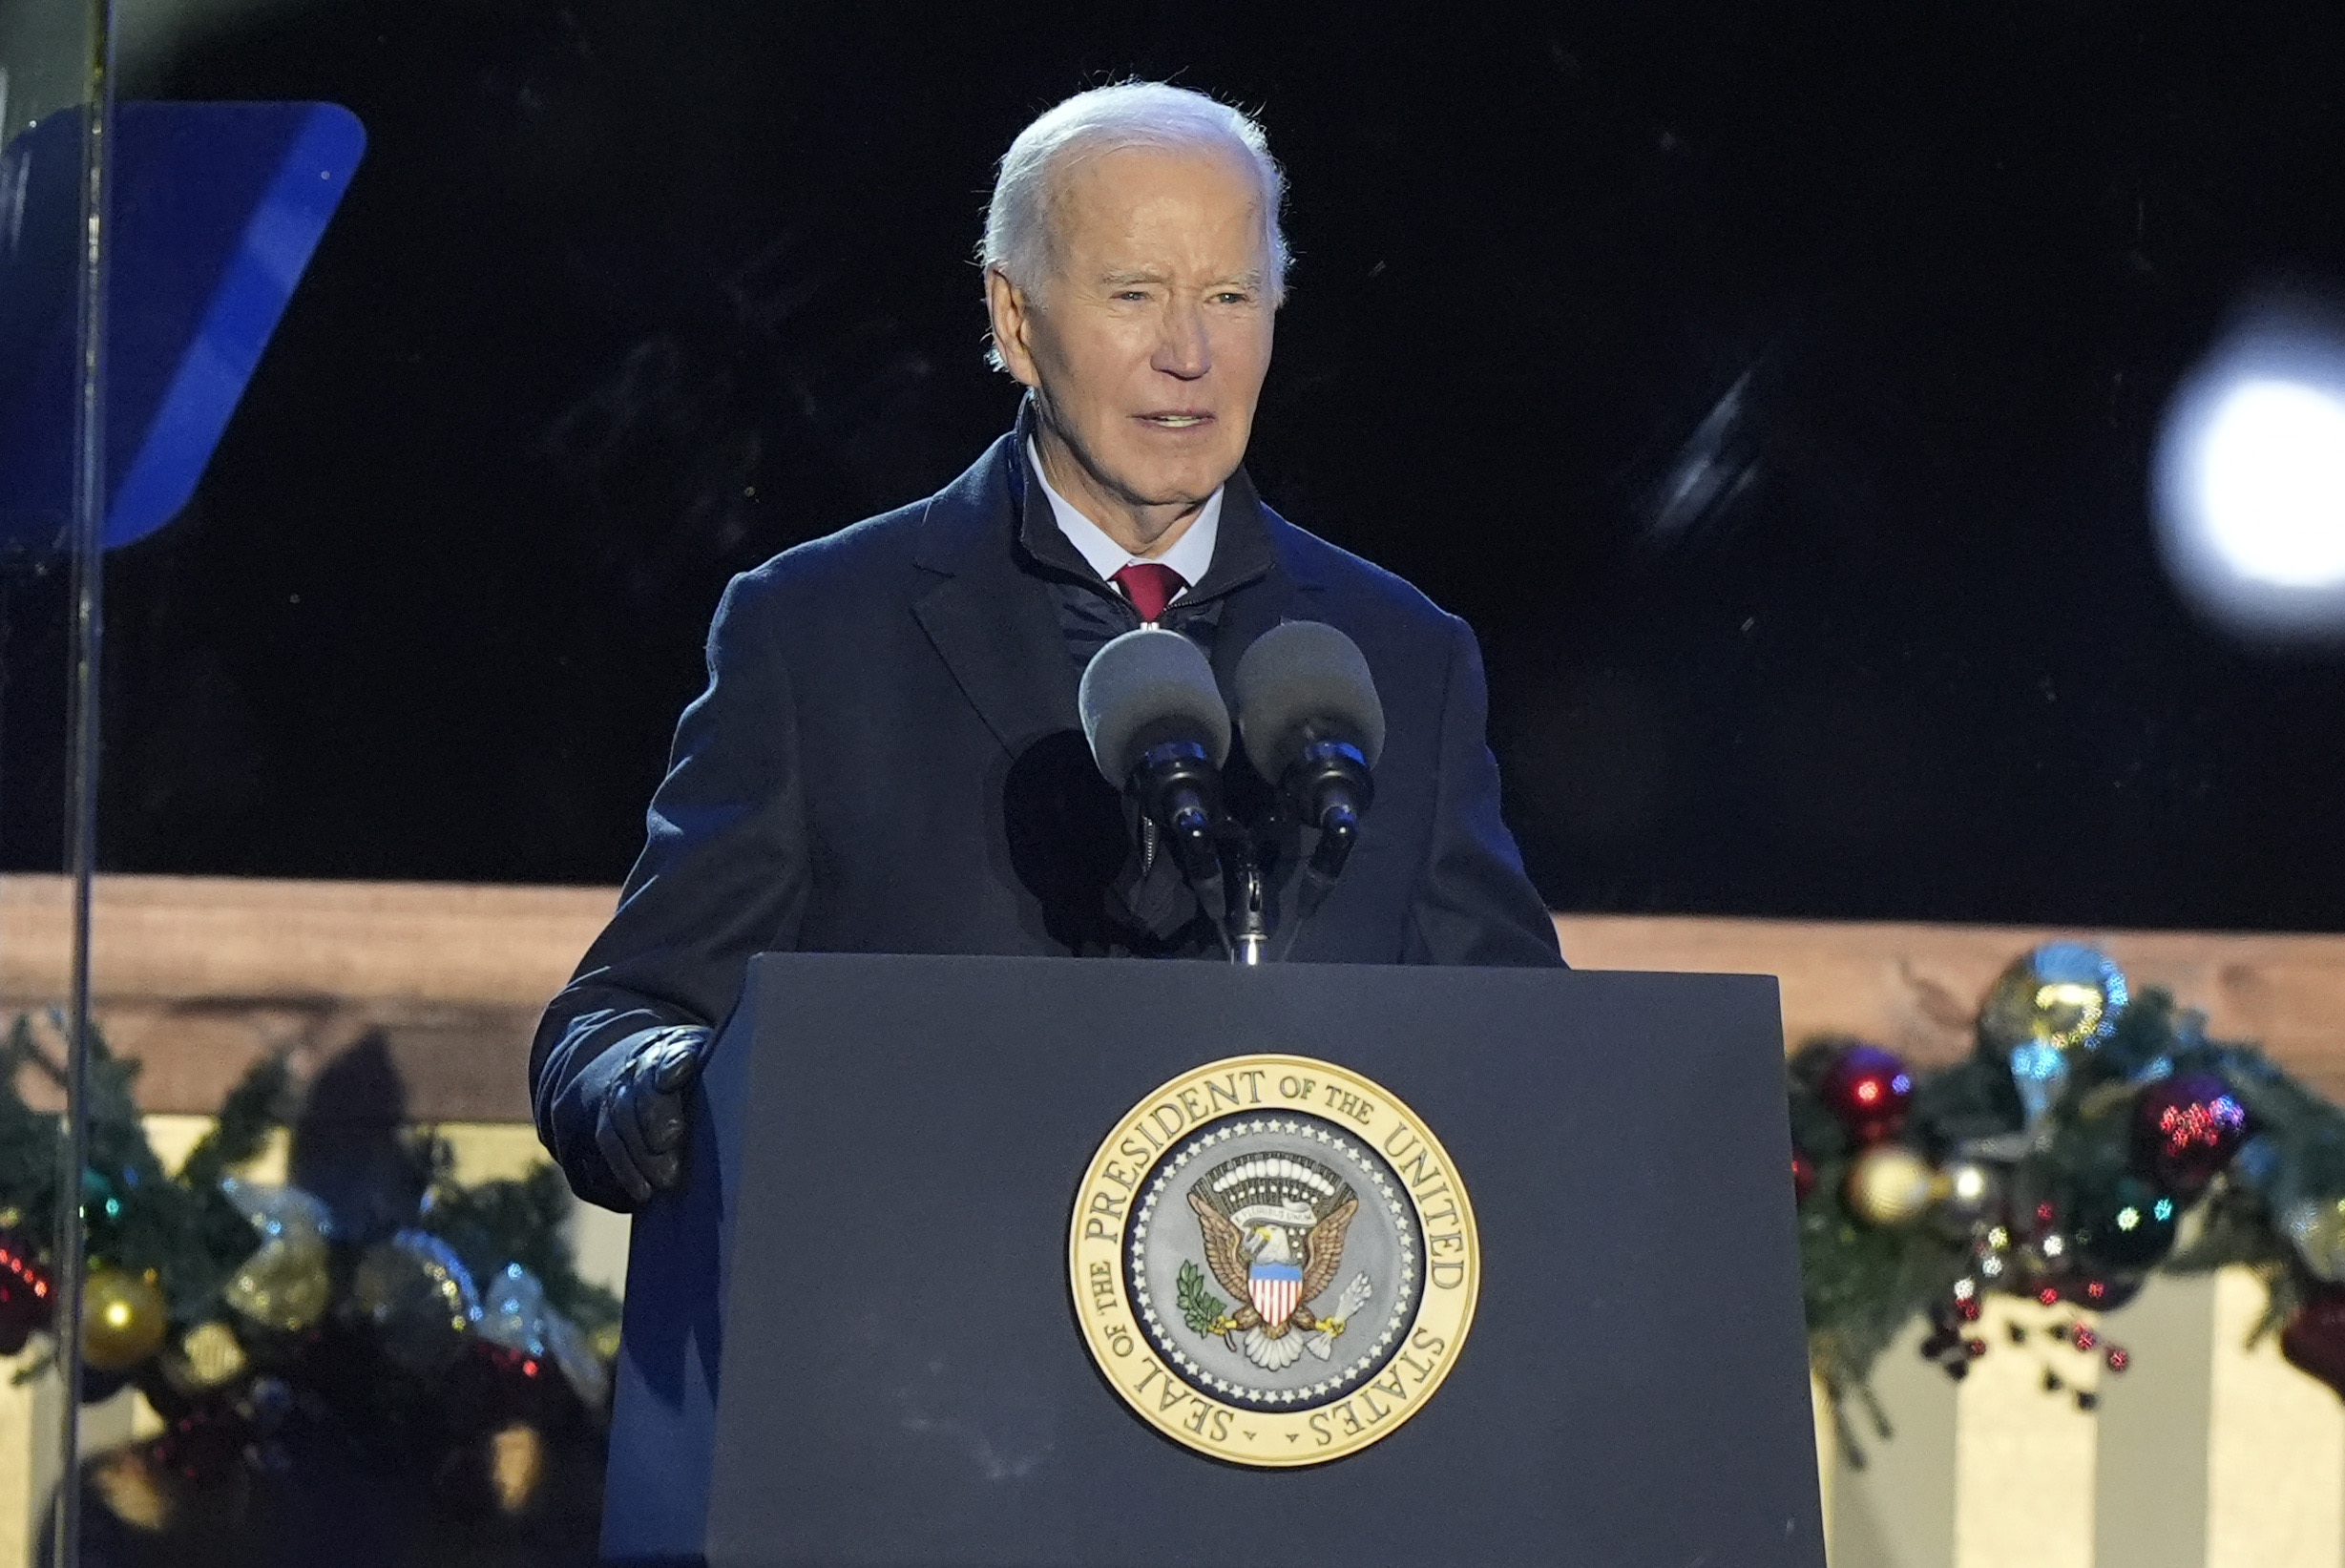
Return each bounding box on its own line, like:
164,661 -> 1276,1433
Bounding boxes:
2283,1288 -> 2345,1400
2132,1072 -> 2250,1194
1819,1045 -> 1915,1144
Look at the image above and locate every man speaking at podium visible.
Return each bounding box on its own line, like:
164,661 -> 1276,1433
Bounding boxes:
532,82 -> 1563,1213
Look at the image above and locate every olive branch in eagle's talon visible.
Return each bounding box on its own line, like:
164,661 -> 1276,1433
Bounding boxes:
1177,1261 -> 1237,1338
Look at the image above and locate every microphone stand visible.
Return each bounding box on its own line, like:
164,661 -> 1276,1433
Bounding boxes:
1227,849 -> 1270,966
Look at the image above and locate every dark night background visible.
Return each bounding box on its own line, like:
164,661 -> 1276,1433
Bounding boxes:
12,1 -> 2345,929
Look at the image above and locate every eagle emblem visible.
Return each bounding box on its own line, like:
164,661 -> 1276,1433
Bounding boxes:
1074,1057 -> 1479,1466
1183,1154 -> 1375,1371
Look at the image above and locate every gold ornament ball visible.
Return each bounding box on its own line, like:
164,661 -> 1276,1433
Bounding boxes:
81,1267 -> 169,1372
1847,1145 -> 1937,1226
1979,944 -> 2128,1062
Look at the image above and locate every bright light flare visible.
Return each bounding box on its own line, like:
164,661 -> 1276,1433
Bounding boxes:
2190,380 -> 2345,586
2154,312 -> 2345,638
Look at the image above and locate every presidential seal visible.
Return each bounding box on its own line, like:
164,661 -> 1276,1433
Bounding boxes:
1069,1055 -> 1478,1467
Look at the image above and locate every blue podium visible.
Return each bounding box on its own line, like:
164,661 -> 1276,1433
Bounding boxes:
606,952 -> 1822,1568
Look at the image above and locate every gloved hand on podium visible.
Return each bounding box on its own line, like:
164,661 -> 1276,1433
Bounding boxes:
592,1024 -> 713,1204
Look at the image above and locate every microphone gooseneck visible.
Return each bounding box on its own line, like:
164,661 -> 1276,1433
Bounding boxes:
1078,627 -> 1234,945
1233,620 -> 1386,886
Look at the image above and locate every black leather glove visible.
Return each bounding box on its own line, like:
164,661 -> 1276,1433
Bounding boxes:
594,1025 -> 712,1205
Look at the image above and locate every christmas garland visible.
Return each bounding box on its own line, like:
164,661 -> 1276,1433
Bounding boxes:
0,1014 -> 618,1535
13,946 -> 2343,1519
1794,944 -> 2345,1460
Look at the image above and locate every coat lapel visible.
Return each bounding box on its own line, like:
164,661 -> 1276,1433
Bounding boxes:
1204,467 -> 1326,701
911,433 -> 1082,756
909,428 -> 1327,757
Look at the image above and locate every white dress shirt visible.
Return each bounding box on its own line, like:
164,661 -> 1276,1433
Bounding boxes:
1027,438 -> 1221,608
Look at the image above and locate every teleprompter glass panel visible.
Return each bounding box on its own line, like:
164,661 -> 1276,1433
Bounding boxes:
0,0 -> 110,1562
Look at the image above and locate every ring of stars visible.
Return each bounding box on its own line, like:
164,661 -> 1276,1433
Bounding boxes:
1125,1112 -> 1422,1411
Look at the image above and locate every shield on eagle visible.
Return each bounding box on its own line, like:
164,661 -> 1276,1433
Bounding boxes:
1248,1261 -> 1304,1328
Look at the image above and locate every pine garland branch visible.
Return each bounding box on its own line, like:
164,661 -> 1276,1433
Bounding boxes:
178,1053 -> 291,1189
0,1015 -> 63,1230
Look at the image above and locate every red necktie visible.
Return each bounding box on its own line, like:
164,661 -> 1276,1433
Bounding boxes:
1112,562 -> 1187,623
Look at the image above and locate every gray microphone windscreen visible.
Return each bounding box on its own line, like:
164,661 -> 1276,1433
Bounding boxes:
1078,627 -> 1233,785
1234,619 -> 1387,777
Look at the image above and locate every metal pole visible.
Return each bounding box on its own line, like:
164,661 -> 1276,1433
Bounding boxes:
1229,855 -> 1268,967
52,2 -> 114,1558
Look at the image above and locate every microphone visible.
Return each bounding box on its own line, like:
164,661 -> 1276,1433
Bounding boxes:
1234,620 -> 1386,884
1079,627 -> 1232,897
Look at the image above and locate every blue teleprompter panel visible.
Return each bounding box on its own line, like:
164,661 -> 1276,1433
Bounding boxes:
0,100 -> 365,553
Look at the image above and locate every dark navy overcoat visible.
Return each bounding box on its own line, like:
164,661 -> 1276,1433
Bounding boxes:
533,420 -> 1562,1208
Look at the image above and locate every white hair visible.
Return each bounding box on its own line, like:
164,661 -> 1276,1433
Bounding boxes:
980,82 -> 1289,366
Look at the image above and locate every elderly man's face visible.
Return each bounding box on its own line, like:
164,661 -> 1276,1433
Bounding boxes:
989,143 -> 1276,552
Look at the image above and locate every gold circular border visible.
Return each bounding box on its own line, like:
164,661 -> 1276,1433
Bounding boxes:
1069,1053 -> 1479,1468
